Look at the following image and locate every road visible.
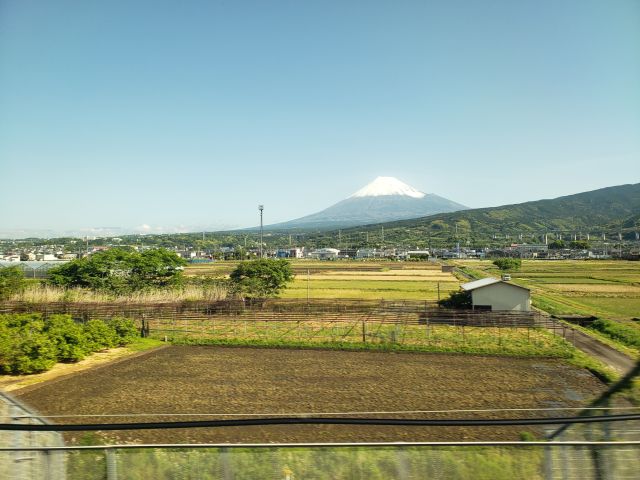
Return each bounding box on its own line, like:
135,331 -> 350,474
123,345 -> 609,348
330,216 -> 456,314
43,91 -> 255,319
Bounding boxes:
551,321 -> 636,375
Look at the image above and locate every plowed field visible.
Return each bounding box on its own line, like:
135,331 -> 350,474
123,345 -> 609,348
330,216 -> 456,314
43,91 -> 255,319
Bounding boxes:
15,346 -> 604,444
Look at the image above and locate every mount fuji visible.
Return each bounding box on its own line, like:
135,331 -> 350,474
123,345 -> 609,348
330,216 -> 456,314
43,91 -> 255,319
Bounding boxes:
268,177 -> 468,230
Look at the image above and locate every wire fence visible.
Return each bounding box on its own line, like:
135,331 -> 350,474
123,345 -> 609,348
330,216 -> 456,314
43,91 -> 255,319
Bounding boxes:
0,300 -> 572,351
0,441 -> 638,480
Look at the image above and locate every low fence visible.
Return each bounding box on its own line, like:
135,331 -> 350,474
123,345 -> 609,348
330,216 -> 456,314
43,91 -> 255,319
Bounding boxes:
0,300 -> 572,351
0,299 -> 553,326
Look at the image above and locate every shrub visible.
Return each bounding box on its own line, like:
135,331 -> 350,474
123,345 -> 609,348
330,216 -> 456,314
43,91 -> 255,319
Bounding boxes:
10,333 -> 58,374
0,314 -> 57,374
44,315 -> 88,362
107,317 -> 139,346
83,319 -> 119,351
0,313 -> 139,375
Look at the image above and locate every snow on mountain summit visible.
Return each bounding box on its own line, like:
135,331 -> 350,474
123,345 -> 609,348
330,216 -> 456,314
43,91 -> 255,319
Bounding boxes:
349,176 -> 426,199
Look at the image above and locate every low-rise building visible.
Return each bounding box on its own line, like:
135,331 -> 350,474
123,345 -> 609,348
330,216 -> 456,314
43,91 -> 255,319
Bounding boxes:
461,277 -> 531,312
309,248 -> 340,260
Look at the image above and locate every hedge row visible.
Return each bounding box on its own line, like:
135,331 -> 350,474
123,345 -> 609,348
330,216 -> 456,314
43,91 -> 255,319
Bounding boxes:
0,313 -> 138,375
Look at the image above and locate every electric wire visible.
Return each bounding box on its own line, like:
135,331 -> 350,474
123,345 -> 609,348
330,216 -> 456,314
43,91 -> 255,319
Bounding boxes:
2,413 -> 640,432
6,406 -> 640,420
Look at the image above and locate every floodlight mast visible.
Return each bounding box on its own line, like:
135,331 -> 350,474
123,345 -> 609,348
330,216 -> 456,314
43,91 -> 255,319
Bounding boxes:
258,205 -> 264,258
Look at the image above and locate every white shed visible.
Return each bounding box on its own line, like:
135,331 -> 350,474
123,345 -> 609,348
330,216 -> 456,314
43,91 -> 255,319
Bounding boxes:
461,278 -> 531,312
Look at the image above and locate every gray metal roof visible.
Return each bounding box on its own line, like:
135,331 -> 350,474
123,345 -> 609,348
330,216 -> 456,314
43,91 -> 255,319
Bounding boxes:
461,277 -> 529,291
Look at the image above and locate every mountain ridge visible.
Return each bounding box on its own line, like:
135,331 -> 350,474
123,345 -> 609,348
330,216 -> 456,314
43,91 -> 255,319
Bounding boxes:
334,182 -> 640,240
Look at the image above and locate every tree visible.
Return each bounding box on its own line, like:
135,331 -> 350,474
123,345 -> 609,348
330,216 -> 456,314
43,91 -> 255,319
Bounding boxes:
492,258 -> 522,271
229,259 -> 293,299
48,248 -> 186,294
0,266 -> 26,300
438,290 -> 472,309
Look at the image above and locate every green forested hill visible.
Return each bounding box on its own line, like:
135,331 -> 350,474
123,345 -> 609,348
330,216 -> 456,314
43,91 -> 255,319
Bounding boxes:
331,183 -> 640,247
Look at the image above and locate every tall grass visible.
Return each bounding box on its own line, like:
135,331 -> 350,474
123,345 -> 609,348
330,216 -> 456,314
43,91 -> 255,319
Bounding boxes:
10,283 -> 228,304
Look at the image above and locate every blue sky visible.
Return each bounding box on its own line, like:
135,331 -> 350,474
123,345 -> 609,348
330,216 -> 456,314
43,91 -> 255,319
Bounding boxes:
1,0 -> 639,237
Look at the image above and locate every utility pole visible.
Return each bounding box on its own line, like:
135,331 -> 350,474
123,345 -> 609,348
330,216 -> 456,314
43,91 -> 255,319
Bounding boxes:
258,205 -> 264,258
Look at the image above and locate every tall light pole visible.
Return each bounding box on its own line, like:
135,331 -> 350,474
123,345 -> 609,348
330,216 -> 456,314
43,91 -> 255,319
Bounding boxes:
258,204 -> 264,258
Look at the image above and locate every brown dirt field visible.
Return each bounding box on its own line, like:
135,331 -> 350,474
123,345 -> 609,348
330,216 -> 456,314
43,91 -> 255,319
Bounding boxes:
14,346 -> 605,444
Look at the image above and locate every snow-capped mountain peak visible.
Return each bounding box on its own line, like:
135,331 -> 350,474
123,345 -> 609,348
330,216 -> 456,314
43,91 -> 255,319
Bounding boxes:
349,176 -> 426,199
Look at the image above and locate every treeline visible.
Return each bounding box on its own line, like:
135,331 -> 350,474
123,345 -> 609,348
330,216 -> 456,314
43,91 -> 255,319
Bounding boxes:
0,314 -> 138,374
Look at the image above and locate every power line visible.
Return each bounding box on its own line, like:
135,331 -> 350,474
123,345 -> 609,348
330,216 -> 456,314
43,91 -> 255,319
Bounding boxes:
7,406 -> 640,420
3,413 -> 640,432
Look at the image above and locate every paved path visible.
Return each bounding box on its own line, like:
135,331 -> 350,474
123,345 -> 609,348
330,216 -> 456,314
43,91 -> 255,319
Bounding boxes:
551,322 -> 636,375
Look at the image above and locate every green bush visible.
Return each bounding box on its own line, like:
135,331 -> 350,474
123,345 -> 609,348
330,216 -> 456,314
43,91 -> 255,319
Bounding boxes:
0,314 -> 57,374
107,317 -> 139,346
0,313 -> 139,375
44,315 -> 88,362
84,319 -> 119,351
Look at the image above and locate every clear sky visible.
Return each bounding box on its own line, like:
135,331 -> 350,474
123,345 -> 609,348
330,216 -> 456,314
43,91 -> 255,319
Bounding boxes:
1,0 -> 639,237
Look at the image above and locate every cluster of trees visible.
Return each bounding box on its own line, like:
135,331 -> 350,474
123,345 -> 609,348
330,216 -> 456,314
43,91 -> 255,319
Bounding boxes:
492,258 -> 522,271
0,313 -> 138,374
2,249 -> 294,300
48,248 -> 187,294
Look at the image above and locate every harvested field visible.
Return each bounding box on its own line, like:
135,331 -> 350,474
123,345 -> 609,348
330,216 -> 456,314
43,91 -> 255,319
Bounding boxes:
545,284 -> 640,294
15,346 -> 604,445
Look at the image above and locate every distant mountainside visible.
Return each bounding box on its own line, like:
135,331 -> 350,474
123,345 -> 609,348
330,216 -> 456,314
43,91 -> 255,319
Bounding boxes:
266,177 -> 468,230
337,182 -> 640,242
